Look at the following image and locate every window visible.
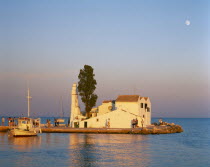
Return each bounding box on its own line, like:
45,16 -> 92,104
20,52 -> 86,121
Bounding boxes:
141,103 -> 143,108
96,118 -> 99,122
145,103 -> 147,109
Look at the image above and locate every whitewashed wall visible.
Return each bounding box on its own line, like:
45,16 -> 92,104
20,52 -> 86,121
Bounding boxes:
115,102 -> 139,115
98,102 -> 112,116
76,109 -> 146,128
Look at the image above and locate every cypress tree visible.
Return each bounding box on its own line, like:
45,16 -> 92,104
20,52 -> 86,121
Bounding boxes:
78,65 -> 98,118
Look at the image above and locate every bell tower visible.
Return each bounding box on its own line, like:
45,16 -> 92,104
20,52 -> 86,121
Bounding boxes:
70,83 -> 81,127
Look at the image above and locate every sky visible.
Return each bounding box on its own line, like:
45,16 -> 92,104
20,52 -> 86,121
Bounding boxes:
0,0 -> 209,118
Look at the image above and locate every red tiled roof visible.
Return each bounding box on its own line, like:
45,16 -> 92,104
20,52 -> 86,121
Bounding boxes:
116,95 -> 139,102
102,100 -> 112,103
140,97 -> 149,101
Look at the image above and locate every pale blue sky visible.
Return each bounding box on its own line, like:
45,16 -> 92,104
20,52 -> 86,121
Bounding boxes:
0,0 -> 209,117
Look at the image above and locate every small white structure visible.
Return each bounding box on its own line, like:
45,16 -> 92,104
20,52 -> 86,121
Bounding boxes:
70,83 -> 85,127
115,95 -> 151,126
70,84 -> 151,128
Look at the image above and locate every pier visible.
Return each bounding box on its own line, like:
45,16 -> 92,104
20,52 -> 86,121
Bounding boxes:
0,126 -> 9,132
1,124 -> 183,134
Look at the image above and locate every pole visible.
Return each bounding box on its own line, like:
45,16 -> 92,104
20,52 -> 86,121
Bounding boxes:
60,96 -> 64,117
27,88 -> 32,117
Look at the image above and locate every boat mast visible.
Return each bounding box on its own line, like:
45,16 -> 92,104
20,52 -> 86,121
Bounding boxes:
60,96 -> 64,117
27,87 -> 32,117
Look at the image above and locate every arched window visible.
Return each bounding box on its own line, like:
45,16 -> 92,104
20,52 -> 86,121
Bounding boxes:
141,103 -> 144,108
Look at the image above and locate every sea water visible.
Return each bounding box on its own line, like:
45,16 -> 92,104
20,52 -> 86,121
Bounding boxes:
0,118 -> 209,167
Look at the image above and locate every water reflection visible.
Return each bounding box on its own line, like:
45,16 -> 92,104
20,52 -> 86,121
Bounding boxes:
1,132 -> 152,167
1,119 -> 208,167
68,134 -> 151,167
0,132 -> 8,147
8,135 -> 41,151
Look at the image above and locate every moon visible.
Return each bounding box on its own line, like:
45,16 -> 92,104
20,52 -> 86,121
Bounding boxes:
185,20 -> 190,26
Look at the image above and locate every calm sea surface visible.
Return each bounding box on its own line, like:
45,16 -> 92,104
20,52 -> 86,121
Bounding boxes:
0,118 -> 209,167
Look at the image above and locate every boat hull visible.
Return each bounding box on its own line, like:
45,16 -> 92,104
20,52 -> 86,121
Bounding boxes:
9,129 -> 37,137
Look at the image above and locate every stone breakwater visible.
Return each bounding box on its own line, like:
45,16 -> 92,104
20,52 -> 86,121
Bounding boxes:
0,125 -> 183,134
41,124 -> 183,134
131,125 -> 183,134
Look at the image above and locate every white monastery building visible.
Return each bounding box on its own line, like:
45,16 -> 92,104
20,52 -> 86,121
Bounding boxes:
70,83 -> 151,128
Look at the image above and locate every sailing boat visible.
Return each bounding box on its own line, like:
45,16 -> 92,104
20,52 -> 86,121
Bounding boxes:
8,87 -> 42,137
